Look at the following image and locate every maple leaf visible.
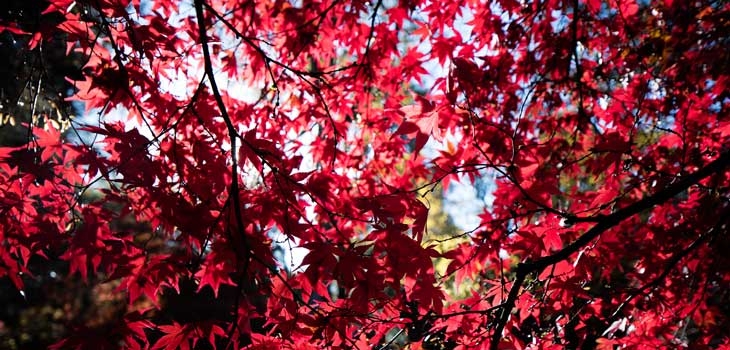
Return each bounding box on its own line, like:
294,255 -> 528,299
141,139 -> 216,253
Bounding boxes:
194,250 -> 236,297
0,23 -> 28,35
153,321 -> 226,350
3,0 -> 729,348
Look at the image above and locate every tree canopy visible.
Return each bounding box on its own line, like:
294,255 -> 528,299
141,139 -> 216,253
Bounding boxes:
1,0 -> 729,349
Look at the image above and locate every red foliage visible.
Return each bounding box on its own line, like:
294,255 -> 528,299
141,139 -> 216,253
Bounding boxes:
1,0 -> 729,348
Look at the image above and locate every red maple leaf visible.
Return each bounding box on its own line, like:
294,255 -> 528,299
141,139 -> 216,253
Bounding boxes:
4,0 -> 729,348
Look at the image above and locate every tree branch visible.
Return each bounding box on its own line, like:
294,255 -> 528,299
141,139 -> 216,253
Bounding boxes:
194,1 -> 252,346
489,149 -> 730,349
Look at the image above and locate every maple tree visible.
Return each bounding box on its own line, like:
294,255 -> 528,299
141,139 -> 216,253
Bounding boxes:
1,0 -> 729,348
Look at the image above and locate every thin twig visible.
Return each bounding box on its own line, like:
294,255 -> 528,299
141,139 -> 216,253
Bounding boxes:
489,150 -> 730,349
